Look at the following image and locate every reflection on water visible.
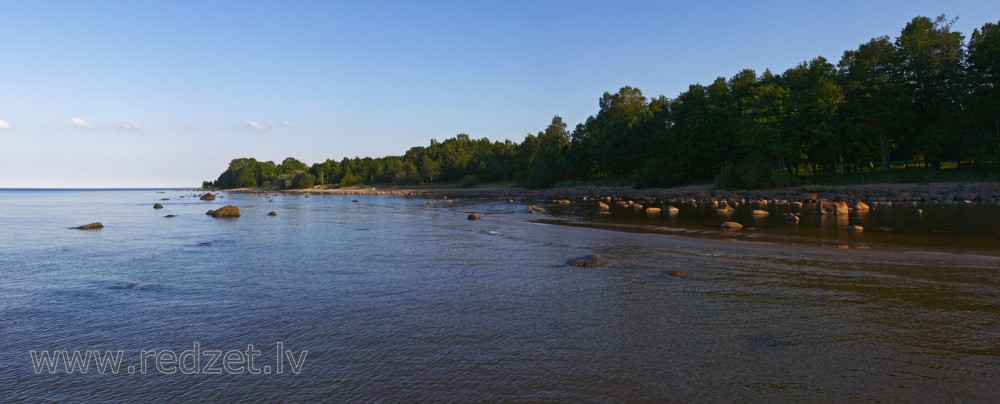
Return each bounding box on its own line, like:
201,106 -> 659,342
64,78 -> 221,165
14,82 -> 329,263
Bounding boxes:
0,190 -> 998,401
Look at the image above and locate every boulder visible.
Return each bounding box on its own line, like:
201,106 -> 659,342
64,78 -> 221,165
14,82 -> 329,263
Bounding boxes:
598,201 -> 610,211
73,222 -> 104,230
645,207 -> 662,216
818,200 -> 849,215
567,255 -> 608,267
267,211 -> 277,216
153,203 -> 164,209
720,221 -> 743,230
200,193 -> 216,201
853,201 -> 870,212
210,205 -> 241,218
752,209 -> 769,217
467,214 -> 481,221
666,206 -> 680,216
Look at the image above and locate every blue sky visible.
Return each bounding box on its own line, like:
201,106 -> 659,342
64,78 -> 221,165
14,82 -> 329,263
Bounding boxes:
2,0 -> 998,187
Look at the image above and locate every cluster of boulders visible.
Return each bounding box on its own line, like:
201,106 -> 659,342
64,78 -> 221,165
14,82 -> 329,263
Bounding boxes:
518,190 -> 895,233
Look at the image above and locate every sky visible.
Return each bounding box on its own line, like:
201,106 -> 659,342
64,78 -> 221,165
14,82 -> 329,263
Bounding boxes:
1,0 -> 999,188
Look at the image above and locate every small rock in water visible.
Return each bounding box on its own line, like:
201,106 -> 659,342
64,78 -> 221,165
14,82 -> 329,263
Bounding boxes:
720,221 -> 743,230
205,209 -> 215,215
467,214 -> 481,220
164,214 -> 177,218
126,283 -> 135,289
210,205 -> 241,218
73,222 -> 104,230
783,213 -> 800,223
567,255 -> 608,267
200,193 -> 216,201
153,203 -> 164,209
751,209 -> 769,217
352,199 -> 359,203
666,271 -> 686,277
267,211 -> 277,216
846,225 -> 864,232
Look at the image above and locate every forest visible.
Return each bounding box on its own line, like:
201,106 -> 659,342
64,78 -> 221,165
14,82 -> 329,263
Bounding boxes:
207,16 -> 1000,190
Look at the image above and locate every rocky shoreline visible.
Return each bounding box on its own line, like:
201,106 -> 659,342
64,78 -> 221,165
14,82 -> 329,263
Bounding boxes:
226,181 -> 1000,205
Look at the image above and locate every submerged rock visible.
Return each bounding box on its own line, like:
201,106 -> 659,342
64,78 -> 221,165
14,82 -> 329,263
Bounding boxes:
720,221 -> 743,230
267,211 -> 277,216
210,205 -> 241,218
666,271 -> 686,277
164,214 -> 177,218
567,255 -> 608,267
153,203 -> 164,209
467,214 -> 481,220
847,225 -> 864,232
200,193 -> 216,201
784,213 -> 800,223
73,222 -> 104,230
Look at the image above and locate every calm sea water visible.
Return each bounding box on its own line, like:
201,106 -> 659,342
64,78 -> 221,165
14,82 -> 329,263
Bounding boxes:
1,189 -> 998,401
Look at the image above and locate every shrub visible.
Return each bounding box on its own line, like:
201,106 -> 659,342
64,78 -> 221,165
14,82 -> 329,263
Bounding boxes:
714,161 -> 800,189
459,174 -> 481,188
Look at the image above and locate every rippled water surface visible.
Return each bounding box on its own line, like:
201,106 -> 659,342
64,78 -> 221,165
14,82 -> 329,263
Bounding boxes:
1,189 -> 998,401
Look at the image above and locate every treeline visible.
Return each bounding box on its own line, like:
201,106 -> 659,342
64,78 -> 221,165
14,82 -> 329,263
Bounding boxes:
207,16 -> 1000,190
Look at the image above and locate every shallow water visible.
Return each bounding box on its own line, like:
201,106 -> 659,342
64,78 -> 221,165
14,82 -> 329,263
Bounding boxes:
0,190 -> 998,401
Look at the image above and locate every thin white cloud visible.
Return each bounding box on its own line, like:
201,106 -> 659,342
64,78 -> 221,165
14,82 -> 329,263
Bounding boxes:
284,121 -> 298,128
70,117 -> 92,129
118,122 -> 141,131
0,119 -> 10,130
245,120 -> 274,131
